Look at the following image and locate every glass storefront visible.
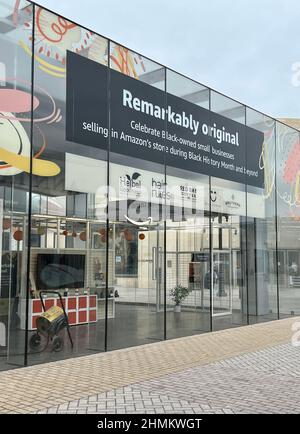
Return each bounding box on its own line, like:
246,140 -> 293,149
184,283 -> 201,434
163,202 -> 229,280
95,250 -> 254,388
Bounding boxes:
0,0 -> 299,370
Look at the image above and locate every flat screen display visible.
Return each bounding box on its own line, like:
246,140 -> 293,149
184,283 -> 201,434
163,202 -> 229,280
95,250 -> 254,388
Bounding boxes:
36,254 -> 85,290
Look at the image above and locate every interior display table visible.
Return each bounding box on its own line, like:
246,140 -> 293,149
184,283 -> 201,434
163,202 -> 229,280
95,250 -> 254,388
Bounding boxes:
20,295 -> 98,330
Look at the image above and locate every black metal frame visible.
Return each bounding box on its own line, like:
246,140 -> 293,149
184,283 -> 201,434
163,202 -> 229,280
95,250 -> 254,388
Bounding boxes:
39,291 -> 74,348
24,1 -> 35,367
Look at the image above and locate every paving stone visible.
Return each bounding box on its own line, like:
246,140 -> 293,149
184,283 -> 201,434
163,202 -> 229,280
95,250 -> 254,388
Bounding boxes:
38,340 -> 300,415
0,317 -> 299,414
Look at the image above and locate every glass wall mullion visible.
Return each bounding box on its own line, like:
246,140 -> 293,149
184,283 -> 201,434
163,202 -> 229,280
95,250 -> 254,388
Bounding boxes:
245,106 -> 249,325
104,39 -> 112,352
274,122 -> 280,320
24,3 -> 36,367
164,67 -> 167,341
208,89 -> 213,332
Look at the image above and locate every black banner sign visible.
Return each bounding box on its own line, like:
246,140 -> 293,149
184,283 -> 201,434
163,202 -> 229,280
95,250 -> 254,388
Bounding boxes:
66,52 -> 264,188
66,51 -> 108,149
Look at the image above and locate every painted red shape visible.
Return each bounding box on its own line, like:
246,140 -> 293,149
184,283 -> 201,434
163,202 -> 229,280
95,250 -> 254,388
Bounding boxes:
283,141 -> 300,184
0,89 -> 39,113
36,8 -> 77,44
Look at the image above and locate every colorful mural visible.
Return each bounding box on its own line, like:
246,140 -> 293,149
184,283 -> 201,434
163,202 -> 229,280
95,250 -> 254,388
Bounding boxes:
110,44 -> 146,79
17,3 -> 108,78
0,2 -> 61,177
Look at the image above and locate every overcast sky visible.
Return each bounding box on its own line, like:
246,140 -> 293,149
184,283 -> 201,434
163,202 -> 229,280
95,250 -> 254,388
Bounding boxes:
36,0 -> 300,119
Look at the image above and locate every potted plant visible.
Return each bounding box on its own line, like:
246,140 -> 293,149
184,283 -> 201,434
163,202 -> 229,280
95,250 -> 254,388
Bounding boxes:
169,284 -> 192,312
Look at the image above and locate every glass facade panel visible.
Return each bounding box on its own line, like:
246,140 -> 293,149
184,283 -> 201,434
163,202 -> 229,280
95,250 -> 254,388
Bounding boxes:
0,0 -> 33,369
210,176 -> 247,330
107,44 -> 166,350
167,71 -> 209,109
276,122 -> 300,317
28,6 -> 109,363
110,42 -> 165,90
246,109 -> 278,323
0,1 -> 299,370
211,90 -> 245,124
166,70 -> 211,338
210,92 -> 247,330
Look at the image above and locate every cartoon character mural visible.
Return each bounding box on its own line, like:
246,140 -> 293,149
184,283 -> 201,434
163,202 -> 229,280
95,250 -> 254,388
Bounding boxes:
0,84 -> 61,177
276,124 -> 300,219
0,1 -> 152,180
0,2 -> 63,178
20,4 -> 108,78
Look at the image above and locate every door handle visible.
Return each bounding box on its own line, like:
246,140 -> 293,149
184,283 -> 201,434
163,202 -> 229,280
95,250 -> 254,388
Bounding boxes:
152,246 -> 156,280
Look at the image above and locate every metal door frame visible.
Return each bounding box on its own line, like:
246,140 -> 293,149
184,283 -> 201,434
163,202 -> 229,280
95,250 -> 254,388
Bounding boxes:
211,222 -> 233,317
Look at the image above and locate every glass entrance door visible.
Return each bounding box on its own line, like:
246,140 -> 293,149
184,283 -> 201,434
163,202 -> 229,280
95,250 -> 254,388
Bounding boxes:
137,225 -> 164,313
212,249 -> 233,316
108,214 -> 165,350
211,216 -> 234,317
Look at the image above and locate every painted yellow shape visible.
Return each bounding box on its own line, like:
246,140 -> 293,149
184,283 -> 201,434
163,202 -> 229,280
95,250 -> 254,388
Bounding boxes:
0,147 -> 60,177
19,40 -> 66,73
38,64 -> 66,78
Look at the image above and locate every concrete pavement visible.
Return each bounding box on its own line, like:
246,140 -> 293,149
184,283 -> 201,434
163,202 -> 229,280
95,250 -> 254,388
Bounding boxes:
0,317 -> 299,414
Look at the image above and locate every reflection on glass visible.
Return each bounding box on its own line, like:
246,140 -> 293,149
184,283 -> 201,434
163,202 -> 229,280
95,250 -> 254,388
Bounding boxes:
167,70 -> 209,109
211,90 -> 245,124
